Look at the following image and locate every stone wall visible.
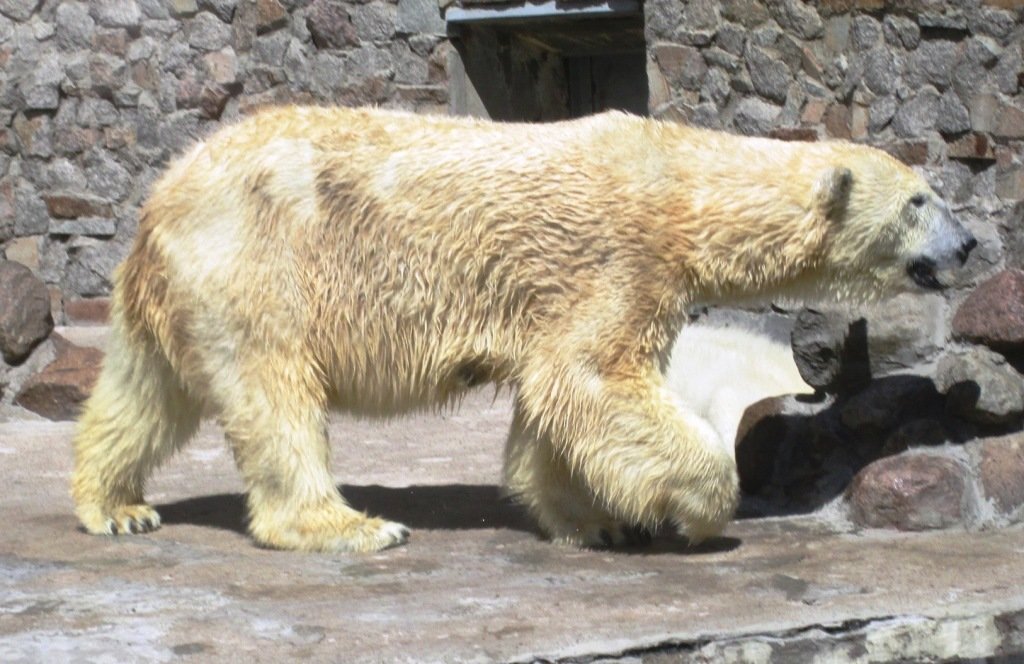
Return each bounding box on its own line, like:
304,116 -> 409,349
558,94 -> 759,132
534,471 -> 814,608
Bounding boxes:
644,0 -> 1024,529
0,0 -> 450,320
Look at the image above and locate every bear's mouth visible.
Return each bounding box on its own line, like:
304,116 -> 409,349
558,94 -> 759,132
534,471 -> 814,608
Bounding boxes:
907,258 -> 944,290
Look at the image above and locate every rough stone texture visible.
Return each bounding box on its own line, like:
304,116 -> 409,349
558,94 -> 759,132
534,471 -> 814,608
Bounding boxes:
791,294 -> 943,393
847,454 -> 971,531
972,432 -> 1024,518
3,398 -> 1024,662
936,347 -> 1024,426
952,269 -> 1024,353
14,334 -> 102,421
0,260 -> 54,364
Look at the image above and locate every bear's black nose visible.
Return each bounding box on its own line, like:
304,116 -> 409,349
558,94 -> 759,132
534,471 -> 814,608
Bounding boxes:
957,236 -> 978,264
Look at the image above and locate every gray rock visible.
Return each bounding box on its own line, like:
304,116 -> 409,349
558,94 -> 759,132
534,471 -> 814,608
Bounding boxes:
917,12 -> 967,32
719,0 -> 767,29
715,23 -> 745,56
891,87 -> 940,138
13,180 -> 49,236
849,15 -> 880,51
55,2 -> 95,50
965,37 -> 1001,70
883,15 -> 920,50
49,218 -> 117,238
994,46 -> 1022,96
19,52 -> 63,110
64,239 -> 125,297
0,0 -> 38,21
350,2 -> 395,43
396,0 -> 443,35
936,90 -> 970,135
187,10 -> 232,51
84,151 -> 132,202
746,45 -> 791,104
138,0 -> 170,19
89,0 -> 142,29
653,44 -> 707,91
868,95 -> 897,133
679,0 -> 718,31
862,48 -> 898,96
77,99 -> 120,127
733,97 -> 778,136
0,260 -> 53,364
908,40 -> 958,91
700,67 -> 731,107
967,8 -> 1016,39
937,347 -> 1024,426
768,0 -> 820,39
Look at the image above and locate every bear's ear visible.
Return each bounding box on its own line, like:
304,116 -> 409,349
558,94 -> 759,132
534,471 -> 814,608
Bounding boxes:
813,167 -> 853,221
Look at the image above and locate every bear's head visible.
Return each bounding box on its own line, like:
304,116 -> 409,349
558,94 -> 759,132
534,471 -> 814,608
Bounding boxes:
811,146 -> 976,299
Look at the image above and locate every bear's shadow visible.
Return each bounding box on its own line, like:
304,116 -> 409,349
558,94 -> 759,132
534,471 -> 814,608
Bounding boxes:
157,484 -> 741,555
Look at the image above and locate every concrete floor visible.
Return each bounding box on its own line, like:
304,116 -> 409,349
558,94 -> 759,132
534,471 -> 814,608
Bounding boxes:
2,391 -> 1023,663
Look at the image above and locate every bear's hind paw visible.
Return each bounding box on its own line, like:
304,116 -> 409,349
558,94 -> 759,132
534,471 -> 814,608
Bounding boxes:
78,503 -> 162,536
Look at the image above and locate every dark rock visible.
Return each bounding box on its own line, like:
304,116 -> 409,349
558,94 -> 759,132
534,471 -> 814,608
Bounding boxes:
936,347 -> 1024,426
306,0 -> 358,49
791,295 -> 943,394
0,260 -> 54,364
862,48 -> 897,96
746,45 -> 791,103
973,433 -> 1024,517
884,140 -> 930,166
847,454 -> 970,531
868,95 -> 897,132
840,375 -> 943,434
256,0 -> 287,34
15,335 -> 103,421
952,269 -> 1024,353
881,419 -> 949,456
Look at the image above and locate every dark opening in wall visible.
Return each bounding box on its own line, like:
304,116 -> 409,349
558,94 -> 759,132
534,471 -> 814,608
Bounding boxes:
446,1 -> 647,121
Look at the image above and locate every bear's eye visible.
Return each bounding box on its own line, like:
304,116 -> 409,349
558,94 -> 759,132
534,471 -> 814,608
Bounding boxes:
910,194 -> 927,208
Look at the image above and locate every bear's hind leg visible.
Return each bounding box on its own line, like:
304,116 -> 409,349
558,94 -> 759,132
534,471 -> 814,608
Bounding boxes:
215,357 -> 409,553
72,325 -> 201,536
503,407 -> 651,547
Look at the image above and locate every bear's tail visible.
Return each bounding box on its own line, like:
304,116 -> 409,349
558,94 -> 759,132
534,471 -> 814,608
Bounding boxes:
71,301 -> 200,535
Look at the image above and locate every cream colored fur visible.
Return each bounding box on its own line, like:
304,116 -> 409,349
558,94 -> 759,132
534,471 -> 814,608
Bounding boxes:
664,325 -> 813,457
72,106 -> 962,552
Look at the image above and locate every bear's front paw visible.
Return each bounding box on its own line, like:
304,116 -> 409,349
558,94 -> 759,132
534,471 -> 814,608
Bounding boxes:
550,520 -> 652,549
251,505 -> 411,553
77,503 -> 162,536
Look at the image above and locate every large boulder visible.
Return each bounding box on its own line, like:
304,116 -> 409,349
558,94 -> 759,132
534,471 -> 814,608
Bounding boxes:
847,454 -> 972,531
0,260 -> 54,365
951,269 -> 1024,357
936,347 -> 1024,426
15,335 -> 103,421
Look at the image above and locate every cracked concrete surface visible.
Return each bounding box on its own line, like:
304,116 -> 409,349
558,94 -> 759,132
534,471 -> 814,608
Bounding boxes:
2,391 -> 1023,663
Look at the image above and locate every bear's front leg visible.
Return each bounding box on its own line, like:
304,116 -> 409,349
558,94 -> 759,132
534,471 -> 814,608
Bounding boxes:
504,407 -> 653,547
517,364 -> 740,545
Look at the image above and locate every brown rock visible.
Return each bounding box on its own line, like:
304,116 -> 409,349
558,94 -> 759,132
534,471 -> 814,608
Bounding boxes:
975,433 -> 1024,516
64,297 -> 111,325
0,260 -> 54,364
947,132 -> 996,161
884,140 -> 929,166
824,104 -> 851,139
952,269 -> 1024,352
769,127 -> 819,141
847,454 -> 970,530
256,0 -> 287,34
15,335 -> 103,421
306,0 -> 358,49
42,193 -> 114,219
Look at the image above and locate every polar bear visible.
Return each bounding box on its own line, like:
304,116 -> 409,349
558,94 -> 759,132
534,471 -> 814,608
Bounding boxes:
664,324 -> 813,457
71,106 -> 975,552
